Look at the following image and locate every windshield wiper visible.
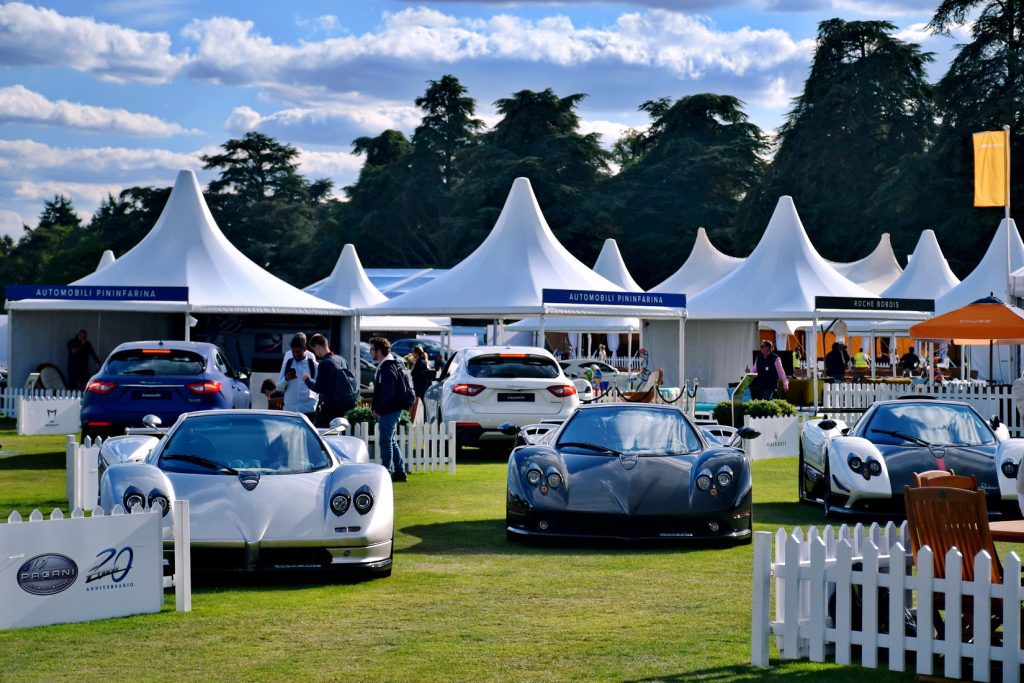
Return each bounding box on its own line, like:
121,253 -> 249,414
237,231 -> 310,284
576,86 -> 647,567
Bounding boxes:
870,429 -> 930,447
161,453 -> 238,474
558,441 -> 621,456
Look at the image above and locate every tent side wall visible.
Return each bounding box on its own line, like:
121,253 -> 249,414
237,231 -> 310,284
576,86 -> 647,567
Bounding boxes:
685,320 -> 758,388
10,310 -> 182,387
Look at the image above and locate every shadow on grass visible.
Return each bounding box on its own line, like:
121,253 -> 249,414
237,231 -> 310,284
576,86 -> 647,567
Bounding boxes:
626,662 -> 912,682
0,452 -> 64,470
399,518 -> 749,557
190,568 -> 391,592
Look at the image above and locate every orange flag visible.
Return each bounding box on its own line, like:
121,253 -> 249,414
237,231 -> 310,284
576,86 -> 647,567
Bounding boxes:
973,130 -> 1008,207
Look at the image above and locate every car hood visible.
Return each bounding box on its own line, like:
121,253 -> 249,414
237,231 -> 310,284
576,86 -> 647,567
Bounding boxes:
880,444 -> 999,494
167,470 -> 337,543
513,449 -> 748,515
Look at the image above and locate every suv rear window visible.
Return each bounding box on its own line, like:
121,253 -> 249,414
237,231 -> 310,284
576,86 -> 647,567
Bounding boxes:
466,354 -> 560,379
106,349 -> 206,376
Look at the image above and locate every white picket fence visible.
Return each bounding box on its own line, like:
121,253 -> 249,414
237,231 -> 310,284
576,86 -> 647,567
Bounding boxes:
752,524 -> 1024,680
822,383 -> 1021,436
351,421 -> 457,473
1,388 -> 83,419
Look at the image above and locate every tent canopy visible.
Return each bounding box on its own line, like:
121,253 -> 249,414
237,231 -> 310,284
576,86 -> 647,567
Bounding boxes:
910,296 -> 1024,345
937,218 -> 1023,313
369,178 -> 674,318
8,170 -> 348,316
593,238 -> 642,292
95,249 -> 116,272
687,197 -> 878,320
829,233 -> 902,295
650,227 -> 743,295
880,229 -> 959,299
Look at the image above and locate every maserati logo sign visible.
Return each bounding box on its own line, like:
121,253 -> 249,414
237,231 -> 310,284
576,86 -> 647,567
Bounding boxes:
619,454 -> 638,470
46,409 -> 57,425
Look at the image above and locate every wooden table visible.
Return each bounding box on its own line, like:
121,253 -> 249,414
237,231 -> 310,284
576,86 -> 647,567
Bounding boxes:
989,519 -> 1024,542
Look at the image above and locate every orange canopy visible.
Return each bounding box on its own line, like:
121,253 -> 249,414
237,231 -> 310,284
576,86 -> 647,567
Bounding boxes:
910,296 -> 1024,345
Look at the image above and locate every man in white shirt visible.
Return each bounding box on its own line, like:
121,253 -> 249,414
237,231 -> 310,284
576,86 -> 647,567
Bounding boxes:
277,332 -> 318,422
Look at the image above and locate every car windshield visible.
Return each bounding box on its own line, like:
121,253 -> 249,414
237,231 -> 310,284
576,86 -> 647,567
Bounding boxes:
106,349 -> 206,376
557,407 -> 703,455
466,354 -> 559,379
862,402 -> 996,447
158,413 -> 333,474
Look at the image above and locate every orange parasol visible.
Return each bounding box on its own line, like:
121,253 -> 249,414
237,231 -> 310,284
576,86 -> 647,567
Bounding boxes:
910,295 -> 1024,345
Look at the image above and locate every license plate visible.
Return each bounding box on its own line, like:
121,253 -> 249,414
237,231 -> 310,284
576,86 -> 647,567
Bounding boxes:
132,390 -> 170,400
498,393 -> 534,402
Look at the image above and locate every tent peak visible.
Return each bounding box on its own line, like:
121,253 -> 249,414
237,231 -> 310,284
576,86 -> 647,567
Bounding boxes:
593,238 -> 642,292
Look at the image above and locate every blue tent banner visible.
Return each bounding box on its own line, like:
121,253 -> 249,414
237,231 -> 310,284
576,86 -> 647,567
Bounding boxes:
543,289 -> 685,309
5,285 -> 189,302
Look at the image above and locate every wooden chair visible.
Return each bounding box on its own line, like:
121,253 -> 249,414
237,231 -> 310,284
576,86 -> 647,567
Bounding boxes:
911,469 -> 978,491
904,486 -> 1003,643
620,368 -> 663,403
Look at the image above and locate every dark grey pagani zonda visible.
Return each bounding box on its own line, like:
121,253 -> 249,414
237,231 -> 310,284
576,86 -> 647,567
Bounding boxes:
505,404 -> 759,543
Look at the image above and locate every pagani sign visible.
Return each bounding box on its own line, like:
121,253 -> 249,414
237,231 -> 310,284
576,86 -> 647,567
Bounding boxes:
814,296 -> 934,313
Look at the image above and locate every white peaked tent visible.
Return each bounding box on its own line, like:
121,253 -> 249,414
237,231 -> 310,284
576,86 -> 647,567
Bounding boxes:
830,233 -> 903,295
508,238 -> 641,354
7,170 -> 349,384
303,243 -> 449,367
95,249 -> 116,272
371,178 -> 627,316
650,228 -> 743,296
593,238 -> 642,292
686,197 -> 900,386
881,230 -> 959,300
938,218 -> 1024,383
370,177 -> 685,383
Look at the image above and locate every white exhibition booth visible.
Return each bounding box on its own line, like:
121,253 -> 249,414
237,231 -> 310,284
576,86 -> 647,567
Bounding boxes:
370,178 -> 687,384
5,170 -> 351,384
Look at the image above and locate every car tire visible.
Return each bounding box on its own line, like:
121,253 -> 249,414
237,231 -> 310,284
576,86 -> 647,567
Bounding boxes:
822,462 -> 835,518
797,440 -> 812,506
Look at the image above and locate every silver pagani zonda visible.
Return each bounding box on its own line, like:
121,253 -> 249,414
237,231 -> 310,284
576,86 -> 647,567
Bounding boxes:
98,410 -> 393,575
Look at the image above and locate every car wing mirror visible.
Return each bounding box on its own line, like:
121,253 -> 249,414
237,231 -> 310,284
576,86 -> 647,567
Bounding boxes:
817,419 -> 837,431
142,414 -> 163,430
729,426 -> 760,447
991,415 -> 1002,429
327,417 -> 350,434
841,427 -> 850,435
498,422 -> 521,436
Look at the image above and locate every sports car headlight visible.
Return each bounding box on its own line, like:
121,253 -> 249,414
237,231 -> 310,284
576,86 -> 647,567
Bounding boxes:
715,467 -> 733,488
696,470 -> 712,491
330,491 -> 351,516
123,489 -> 145,511
353,490 -> 374,514
1002,460 -> 1019,478
848,456 -> 863,472
526,468 -> 543,486
148,491 -> 171,517
867,459 -> 882,476
546,472 -> 563,489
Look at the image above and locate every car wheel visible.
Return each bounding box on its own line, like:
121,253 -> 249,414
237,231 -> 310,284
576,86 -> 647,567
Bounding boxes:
797,440 -> 812,506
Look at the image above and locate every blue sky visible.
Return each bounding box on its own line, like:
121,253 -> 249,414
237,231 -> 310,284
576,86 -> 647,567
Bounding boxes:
0,0 -> 967,237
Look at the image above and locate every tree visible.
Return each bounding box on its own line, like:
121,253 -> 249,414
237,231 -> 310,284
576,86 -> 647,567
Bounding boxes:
735,19 -> 935,260
890,0 -> 1024,275
412,75 -> 484,189
6,196 -> 85,286
577,94 -> 767,286
449,88 -> 610,259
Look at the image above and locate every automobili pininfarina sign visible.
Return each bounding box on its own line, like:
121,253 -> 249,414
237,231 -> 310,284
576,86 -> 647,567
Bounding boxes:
5,285 -> 189,302
543,289 -> 685,309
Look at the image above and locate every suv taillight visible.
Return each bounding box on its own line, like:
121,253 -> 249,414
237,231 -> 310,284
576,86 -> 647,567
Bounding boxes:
86,380 -> 117,394
452,383 -> 485,396
547,384 -> 577,397
186,381 -> 222,395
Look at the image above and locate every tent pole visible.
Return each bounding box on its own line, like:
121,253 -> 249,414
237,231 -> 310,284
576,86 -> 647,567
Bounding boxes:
678,315 -> 685,392
539,312 -> 546,353
870,330 -> 876,379
812,317 -> 820,414
352,315 -> 361,374
990,340 -> 995,386
627,329 -> 633,383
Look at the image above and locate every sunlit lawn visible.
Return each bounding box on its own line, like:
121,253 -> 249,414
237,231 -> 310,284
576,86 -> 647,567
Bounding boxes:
0,429 -> 918,682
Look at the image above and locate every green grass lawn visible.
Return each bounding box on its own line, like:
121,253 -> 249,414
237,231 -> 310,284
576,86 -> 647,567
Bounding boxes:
0,433 -> 918,682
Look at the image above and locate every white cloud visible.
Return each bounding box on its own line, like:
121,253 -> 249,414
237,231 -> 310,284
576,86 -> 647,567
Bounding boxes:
748,75 -> 798,108
578,119 -> 639,147
0,2 -> 183,83
0,209 -> 24,238
0,139 -> 204,178
297,149 -> 363,180
224,101 -> 422,143
0,85 -> 199,136
181,8 -> 814,90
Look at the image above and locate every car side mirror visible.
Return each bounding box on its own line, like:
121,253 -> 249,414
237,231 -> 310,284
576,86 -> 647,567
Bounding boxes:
142,414 -> 162,429
238,367 -> 251,381
736,426 -> 760,440
841,427 -> 850,435
327,417 -> 350,434
991,415 -> 1002,430
498,422 -> 521,436
818,419 -> 838,431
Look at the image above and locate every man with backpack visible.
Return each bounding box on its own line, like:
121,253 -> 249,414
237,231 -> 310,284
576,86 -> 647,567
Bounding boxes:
277,333 -> 318,422
370,337 -> 415,482
304,333 -> 358,427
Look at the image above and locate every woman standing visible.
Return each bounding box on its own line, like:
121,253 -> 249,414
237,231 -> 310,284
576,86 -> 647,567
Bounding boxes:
409,346 -> 433,422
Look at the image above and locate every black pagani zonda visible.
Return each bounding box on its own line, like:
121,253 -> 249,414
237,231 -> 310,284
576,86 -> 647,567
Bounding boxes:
505,404 -> 759,543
